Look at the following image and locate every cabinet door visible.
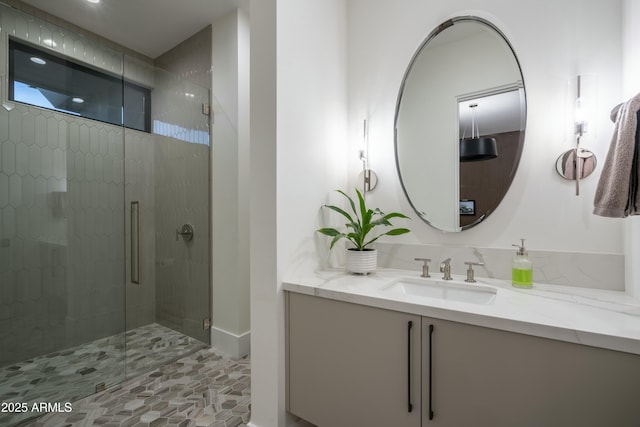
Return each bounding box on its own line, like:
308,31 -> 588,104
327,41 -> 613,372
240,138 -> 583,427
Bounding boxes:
287,293 -> 420,427
422,317 -> 640,427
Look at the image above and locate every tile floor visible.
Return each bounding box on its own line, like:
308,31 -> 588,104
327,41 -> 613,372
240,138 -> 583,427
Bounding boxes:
24,349 -> 251,427
0,323 -> 225,426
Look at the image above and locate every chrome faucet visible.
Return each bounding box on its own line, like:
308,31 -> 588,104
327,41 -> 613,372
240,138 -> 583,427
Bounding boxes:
440,258 -> 452,280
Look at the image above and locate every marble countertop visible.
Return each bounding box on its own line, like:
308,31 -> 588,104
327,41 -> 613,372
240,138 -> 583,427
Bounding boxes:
282,268 -> 640,355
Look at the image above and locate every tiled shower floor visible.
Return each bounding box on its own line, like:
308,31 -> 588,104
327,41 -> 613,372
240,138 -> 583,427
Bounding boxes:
25,349 -> 251,427
0,323 -> 210,426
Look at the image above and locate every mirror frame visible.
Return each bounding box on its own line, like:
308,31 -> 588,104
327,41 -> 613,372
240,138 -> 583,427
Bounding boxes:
394,16 -> 527,232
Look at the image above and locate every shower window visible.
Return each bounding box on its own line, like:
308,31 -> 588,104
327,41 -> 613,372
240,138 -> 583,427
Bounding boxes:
8,38 -> 151,132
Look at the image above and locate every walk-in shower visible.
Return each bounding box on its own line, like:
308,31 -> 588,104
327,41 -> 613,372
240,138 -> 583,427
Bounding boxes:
0,3 -> 213,425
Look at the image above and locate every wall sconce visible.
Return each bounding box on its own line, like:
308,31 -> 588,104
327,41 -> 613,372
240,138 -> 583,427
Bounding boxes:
555,75 -> 597,195
357,119 -> 378,194
459,103 -> 498,162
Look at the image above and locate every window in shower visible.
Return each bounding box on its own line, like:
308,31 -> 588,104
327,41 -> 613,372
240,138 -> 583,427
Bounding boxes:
8,38 -> 151,132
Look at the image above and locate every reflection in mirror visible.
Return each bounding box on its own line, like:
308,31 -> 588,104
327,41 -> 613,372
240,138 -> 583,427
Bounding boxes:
459,102 -> 498,162
556,149 -> 597,180
395,17 -> 526,232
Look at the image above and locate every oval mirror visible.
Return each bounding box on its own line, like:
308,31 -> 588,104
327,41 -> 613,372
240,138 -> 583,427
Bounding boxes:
395,17 -> 526,232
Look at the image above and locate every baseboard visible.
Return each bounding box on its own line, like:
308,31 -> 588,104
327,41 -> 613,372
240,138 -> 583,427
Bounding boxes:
246,414 -> 317,427
211,326 -> 250,359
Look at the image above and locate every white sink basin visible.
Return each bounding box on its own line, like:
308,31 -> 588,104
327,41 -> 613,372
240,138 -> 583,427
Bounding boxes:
382,276 -> 497,305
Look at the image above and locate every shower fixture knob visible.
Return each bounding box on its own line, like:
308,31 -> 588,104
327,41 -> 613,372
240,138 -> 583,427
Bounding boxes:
176,224 -> 194,242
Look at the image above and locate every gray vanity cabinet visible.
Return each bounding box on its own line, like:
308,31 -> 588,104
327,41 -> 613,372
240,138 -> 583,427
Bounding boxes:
286,292 -> 421,427
286,292 -> 640,427
422,317 -> 640,427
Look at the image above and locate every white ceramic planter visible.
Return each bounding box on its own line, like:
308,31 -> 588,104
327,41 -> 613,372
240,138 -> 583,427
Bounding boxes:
345,248 -> 377,275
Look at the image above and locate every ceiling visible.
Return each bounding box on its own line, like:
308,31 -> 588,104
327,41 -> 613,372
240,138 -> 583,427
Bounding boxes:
19,0 -> 247,58
458,89 -> 525,136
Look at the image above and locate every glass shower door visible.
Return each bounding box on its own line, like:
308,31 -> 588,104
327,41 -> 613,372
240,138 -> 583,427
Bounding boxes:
0,6 -> 127,423
151,67 -> 211,345
0,4 -> 212,425
123,58 -> 211,376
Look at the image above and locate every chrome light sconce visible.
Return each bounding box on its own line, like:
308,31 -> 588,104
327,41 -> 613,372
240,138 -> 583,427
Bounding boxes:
357,119 -> 378,194
555,75 -> 597,195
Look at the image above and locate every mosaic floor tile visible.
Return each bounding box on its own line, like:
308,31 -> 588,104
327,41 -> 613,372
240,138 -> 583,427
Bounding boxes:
1,324 -> 208,426
25,349 -> 251,427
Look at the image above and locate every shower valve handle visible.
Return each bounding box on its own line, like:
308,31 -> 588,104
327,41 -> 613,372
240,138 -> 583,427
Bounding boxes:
176,224 -> 194,241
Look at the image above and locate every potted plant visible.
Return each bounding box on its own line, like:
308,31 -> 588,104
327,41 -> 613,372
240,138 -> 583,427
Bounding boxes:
317,188 -> 410,274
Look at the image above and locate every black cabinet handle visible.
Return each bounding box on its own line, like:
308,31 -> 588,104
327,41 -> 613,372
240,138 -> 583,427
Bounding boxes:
407,320 -> 413,413
429,323 -> 434,420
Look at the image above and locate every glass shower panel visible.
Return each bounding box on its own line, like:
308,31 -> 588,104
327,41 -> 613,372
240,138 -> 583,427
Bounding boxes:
123,57 -> 211,376
152,66 -> 211,345
0,5 -> 126,426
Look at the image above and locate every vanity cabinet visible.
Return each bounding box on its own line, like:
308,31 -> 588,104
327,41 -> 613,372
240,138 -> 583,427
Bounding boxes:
286,292 -> 640,427
422,317 -> 640,426
286,292 -> 421,427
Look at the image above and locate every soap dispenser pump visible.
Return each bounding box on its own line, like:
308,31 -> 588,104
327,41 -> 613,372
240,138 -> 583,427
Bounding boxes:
512,238 -> 533,288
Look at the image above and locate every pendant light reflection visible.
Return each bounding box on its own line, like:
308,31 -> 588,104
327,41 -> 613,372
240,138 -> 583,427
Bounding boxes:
459,102 -> 498,162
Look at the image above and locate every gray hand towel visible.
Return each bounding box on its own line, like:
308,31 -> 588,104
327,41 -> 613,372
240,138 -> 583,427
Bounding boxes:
593,92 -> 640,217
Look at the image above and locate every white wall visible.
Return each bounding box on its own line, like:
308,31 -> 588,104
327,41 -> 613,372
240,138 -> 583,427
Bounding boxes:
623,0 -> 640,297
347,0 -> 624,255
211,9 -> 251,357
249,0 -> 278,425
249,0 -> 348,426
237,7 -> 252,353
250,0 -> 628,425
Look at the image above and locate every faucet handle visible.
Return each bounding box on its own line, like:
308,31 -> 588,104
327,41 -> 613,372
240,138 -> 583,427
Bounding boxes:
464,261 -> 484,283
414,258 -> 431,278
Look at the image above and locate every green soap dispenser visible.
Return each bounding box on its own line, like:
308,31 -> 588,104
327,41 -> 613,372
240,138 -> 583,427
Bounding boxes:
512,238 -> 533,288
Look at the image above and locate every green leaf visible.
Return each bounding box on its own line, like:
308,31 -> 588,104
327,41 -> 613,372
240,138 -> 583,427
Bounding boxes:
337,190 -> 358,218
318,188 -> 411,251
362,234 -> 383,248
356,188 -> 367,220
362,228 -> 411,247
329,234 -> 345,249
323,204 -> 353,223
385,228 -> 411,236
369,217 -> 392,228
383,212 -> 410,220
317,228 -> 341,237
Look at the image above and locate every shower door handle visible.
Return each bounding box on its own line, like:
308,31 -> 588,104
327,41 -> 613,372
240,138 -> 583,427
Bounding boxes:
131,201 -> 140,284
176,223 -> 194,241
